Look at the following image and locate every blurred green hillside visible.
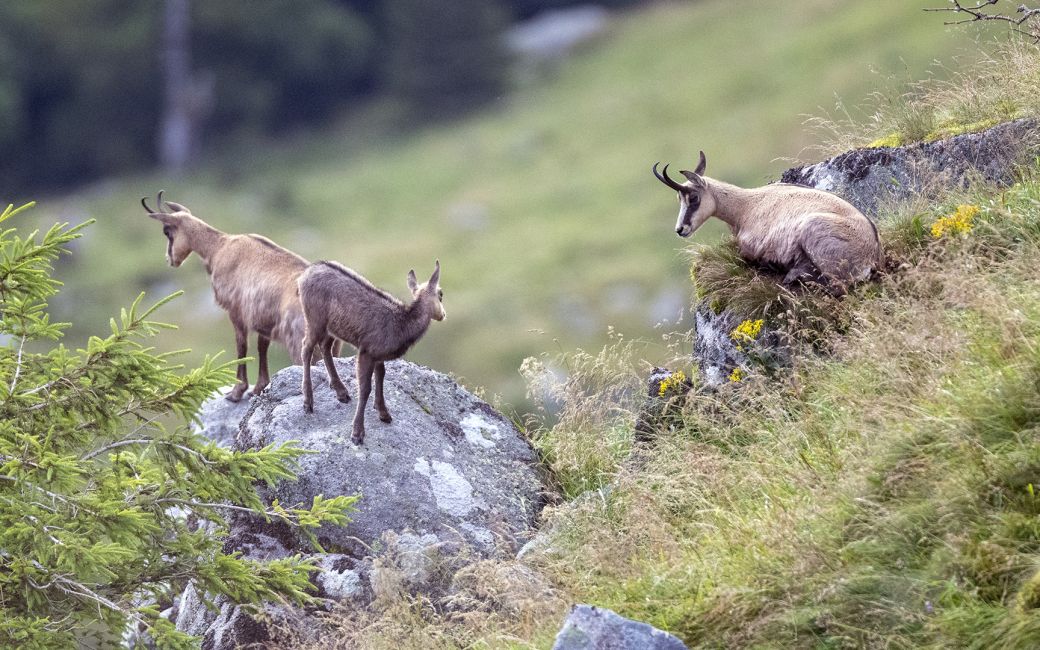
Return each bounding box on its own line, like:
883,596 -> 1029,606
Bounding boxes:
32,0 -> 982,406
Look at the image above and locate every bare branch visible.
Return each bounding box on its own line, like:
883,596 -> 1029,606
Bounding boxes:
926,0 -> 1040,41
9,335 -> 25,393
79,434 -> 213,464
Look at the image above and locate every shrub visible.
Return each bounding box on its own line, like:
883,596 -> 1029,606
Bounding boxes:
0,202 -> 357,647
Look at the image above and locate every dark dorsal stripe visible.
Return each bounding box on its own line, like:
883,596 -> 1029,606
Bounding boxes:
249,234 -> 284,251
317,261 -> 403,307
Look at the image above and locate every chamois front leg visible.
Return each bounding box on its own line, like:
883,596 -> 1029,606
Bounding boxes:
252,334 -> 271,396
301,332 -> 320,414
374,361 -> 391,423
321,336 -> 350,404
227,318 -> 250,402
352,354 -> 375,445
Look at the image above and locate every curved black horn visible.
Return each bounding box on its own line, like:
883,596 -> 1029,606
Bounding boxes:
653,162 -> 686,192
140,196 -> 154,213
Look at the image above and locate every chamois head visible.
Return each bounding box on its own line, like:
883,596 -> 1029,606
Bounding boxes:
653,151 -> 715,238
406,260 -> 446,322
140,191 -> 200,267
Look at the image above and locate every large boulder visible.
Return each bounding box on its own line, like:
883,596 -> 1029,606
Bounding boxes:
191,387 -> 252,447
238,356 -> 544,556
551,605 -> 687,650
176,357 -> 546,646
780,118 -> 1038,216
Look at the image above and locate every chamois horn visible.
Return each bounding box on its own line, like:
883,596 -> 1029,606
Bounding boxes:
653,162 -> 686,192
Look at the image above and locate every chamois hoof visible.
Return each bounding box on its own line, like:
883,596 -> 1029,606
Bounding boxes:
379,411 -> 392,424
226,386 -> 248,402
351,431 -> 365,446
335,392 -> 351,404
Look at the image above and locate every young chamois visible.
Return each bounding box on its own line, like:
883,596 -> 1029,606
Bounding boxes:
653,152 -> 882,294
141,192 -> 334,401
299,260 -> 445,445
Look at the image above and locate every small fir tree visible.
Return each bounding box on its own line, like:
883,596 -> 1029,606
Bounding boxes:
0,202 -> 357,648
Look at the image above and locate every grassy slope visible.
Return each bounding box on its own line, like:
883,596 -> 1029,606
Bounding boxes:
314,154 -> 1040,649
28,0 -> 971,405
516,177 -> 1040,649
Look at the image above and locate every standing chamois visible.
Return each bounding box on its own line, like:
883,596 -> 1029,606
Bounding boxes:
653,152 -> 881,293
299,260 -> 445,445
141,192 -> 333,401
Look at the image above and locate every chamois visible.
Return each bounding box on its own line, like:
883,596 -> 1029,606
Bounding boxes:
141,192 -> 331,401
299,260 -> 445,445
653,152 -> 881,293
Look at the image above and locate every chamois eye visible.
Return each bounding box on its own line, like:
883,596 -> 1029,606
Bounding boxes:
162,225 -> 172,237
437,289 -> 444,300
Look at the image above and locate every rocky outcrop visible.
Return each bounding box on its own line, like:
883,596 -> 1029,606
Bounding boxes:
692,303 -> 748,388
191,387 -> 251,447
781,118 -> 1038,216
176,357 -> 546,647
551,605 -> 687,650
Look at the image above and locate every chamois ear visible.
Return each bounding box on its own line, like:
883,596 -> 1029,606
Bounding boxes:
163,200 -> 191,214
407,269 -> 419,293
429,259 -> 440,288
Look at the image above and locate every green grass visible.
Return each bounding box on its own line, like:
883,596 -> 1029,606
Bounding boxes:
510,173 -> 1040,648
284,173 -> 1040,649
21,0 -> 976,407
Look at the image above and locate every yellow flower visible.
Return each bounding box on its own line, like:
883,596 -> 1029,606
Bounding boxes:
729,367 -> 744,383
931,204 -> 979,238
658,369 -> 687,397
730,319 -> 764,345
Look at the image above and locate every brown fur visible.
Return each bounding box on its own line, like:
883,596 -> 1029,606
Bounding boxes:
655,153 -> 882,293
299,260 -> 445,445
142,195 -> 328,401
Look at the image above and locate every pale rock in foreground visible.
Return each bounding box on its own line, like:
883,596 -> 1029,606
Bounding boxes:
175,357 -> 546,648
552,604 -> 688,650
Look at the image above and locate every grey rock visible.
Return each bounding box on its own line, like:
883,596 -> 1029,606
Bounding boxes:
504,5 -> 609,62
239,357 -> 544,556
314,553 -> 368,605
633,367 -> 691,440
191,387 -> 252,447
175,358 -> 546,647
693,302 -> 747,388
552,604 -> 687,650
780,118 -> 1039,216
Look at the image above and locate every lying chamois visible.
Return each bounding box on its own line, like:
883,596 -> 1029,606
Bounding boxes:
299,260 -> 445,445
141,192 -> 333,401
653,152 -> 881,293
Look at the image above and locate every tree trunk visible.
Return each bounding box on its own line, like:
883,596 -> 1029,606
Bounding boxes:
159,0 -> 193,174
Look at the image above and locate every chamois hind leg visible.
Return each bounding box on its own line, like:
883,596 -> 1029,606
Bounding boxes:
226,317 -> 250,402
252,334 -> 271,396
782,255 -> 817,286
374,361 -> 391,423
352,353 -> 376,445
301,331 -> 320,413
803,222 -> 857,297
322,336 -> 350,404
